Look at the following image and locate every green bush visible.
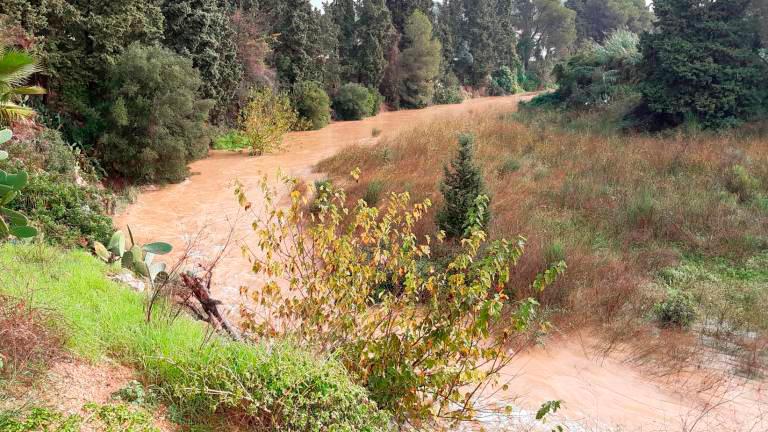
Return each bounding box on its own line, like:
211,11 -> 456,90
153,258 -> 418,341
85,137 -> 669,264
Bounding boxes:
366,87 -> 384,117
724,164 -> 762,203
363,180 -> 385,206
0,245 -> 391,431
489,66 -> 521,96
292,81 -> 331,130
433,73 -> 464,105
212,130 -> 251,151
333,83 -> 376,120
100,43 -> 213,183
497,157 -> 521,176
653,289 -> 697,327
6,169 -> 113,248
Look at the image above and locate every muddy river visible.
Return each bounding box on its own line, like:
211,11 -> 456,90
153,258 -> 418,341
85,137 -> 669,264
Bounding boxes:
116,95 -> 766,431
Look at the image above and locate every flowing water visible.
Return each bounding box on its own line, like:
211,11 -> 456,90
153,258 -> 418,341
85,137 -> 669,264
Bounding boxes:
115,95 -> 766,431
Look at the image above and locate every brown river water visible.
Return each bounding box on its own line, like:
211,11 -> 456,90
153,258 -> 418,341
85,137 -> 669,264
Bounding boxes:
115,95 -> 766,431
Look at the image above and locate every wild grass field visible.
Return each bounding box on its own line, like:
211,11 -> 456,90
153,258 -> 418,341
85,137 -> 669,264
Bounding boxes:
318,108 -> 768,374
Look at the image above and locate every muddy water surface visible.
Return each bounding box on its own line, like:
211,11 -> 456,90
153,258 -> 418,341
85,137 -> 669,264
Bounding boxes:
116,95 -> 766,431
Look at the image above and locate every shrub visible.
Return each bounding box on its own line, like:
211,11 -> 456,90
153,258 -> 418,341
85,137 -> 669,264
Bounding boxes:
237,177 -> 565,425
436,133 -> 490,239
489,66 -> 521,96
497,157 -> 521,176
241,87 -> 299,155
653,289 -> 697,327
8,170 -> 114,248
433,73 -> 464,105
0,245 -> 391,431
292,81 -> 331,130
100,43 -> 213,183
362,180 -> 384,206
724,164 -> 762,202
333,83 -> 375,120
0,294 -> 64,387
212,130 -> 250,151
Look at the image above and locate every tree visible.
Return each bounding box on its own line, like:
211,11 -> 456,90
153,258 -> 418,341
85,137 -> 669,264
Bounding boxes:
161,0 -> 243,123
241,87 -> 299,154
399,11 -> 441,107
327,0 -> 357,81
385,0 -> 433,35
465,0 -> 497,85
492,0 -> 522,73
0,0 -> 165,147
0,43 -> 45,125
638,0 -> 767,129
292,81 -> 331,130
99,44 -> 213,183
566,0 -> 653,43
355,0 -> 396,88
436,133 -> 489,239
513,0 -> 576,71
271,0 -> 327,86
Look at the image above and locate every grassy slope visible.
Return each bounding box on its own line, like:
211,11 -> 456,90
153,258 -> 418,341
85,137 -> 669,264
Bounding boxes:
317,108 -> 768,370
0,244 -> 389,431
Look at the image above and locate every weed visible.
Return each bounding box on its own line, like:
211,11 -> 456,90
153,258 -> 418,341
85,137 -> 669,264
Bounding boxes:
543,241 -> 567,267
724,164 -> 762,202
653,289 -> 697,328
0,403 -> 160,432
362,180 -> 384,206
497,157 -> 521,176
212,131 -> 250,151
372,127 -> 382,137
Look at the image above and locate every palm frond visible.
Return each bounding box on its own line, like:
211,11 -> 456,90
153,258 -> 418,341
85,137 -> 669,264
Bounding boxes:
0,101 -> 35,124
0,49 -> 42,88
10,85 -> 46,96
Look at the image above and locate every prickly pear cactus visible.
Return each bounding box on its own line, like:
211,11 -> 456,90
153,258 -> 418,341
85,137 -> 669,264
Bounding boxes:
0,128 -> 37,240
93,226 -> 172,281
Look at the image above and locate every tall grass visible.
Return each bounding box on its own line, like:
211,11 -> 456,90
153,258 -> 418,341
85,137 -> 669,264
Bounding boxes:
0,245 -> 390,431
317,108 -> 768,370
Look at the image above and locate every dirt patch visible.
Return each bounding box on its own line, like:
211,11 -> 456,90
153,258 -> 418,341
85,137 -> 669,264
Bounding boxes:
2,359 -> 177,432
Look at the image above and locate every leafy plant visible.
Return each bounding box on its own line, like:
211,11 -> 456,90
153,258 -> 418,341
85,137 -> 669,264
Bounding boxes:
653,288 -> 697,328
362,179 -> 384,206
236,175 -> 566,426
497,157 -> 521,176
490,66 -> 521,96
333,83 -> 376,120
241,87 -> 299,155
0,128 -> 37,240
212,131 -> 251,151
291,81 -> 331,130
0,43 -> 46,125
93,228 -> 172,282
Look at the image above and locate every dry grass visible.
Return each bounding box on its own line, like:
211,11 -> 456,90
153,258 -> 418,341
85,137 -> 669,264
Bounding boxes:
0,294 -> 65,387
317,110 -> 768,340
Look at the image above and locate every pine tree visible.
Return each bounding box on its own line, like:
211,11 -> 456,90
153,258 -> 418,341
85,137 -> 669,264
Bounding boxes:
327,0 -> 357,81
566,0 -> 653,43
355,0 -> 396,87
638,0 -> 767,129
436,133 -> 489,239
386,0 -> 433,36
271,0 -> 326,86
465,0 -> 496,85
399,10 -> 441,107
161,0 -> 243,123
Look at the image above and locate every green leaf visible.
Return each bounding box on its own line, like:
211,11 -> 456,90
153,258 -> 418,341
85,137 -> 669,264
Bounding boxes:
143,242 -> 172,255
10,225 -> 36,238
0,129 -> 11,145
0,218 -> 8,239
0,151 -> 7,161
108,231 -> 126,256
4,171 -> 28,189
93,241 -> 111,262
1,207 -> 28,226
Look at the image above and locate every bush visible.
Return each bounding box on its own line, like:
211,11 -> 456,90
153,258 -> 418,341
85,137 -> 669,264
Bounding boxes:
99,43 -> 213,183
7,169 -> 114,248
362,180 -> 384,206
0,245 -> 391,431
366,87 -> 384,117
433,73 -> 464,105
724,164 -> 762,202
292,81 -> 331,130
237,177 -> 565,425
212,130 -> 250,151
653,289 -> 697,327
333,83 -> 376,120
241,87 -> 299,155
489,66 -> 521,96
497,157 -> 521,176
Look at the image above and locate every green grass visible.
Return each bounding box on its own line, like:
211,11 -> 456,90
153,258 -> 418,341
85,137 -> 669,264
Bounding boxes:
0,244 -> 390,431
